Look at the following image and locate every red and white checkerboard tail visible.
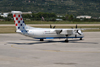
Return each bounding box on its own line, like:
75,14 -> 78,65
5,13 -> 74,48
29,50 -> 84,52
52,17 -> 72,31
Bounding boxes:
11,11 -> 26,33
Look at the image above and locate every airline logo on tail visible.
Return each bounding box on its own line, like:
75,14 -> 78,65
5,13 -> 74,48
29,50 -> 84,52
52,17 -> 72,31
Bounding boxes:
12,11 -> 27,33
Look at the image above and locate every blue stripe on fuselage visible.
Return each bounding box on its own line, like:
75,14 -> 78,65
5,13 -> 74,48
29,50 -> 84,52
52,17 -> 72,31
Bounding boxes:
35,37 -> 83,39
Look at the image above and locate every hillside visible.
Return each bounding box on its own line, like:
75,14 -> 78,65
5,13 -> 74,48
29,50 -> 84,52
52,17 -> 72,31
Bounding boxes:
0,0 -> 100,16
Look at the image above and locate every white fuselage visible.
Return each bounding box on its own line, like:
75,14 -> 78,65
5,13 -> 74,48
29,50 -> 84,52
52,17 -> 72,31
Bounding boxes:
17,28 -> 84,39
12,11 -> 84,42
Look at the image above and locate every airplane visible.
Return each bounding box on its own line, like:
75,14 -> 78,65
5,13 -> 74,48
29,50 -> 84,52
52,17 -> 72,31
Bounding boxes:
11,11 -> 84,43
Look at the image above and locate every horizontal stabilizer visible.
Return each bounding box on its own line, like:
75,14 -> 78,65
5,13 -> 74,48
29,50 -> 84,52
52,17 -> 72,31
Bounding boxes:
11,11 -> 22,14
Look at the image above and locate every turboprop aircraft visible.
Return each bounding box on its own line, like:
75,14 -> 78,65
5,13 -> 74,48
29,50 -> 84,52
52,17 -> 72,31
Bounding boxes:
11,11 -> 84,43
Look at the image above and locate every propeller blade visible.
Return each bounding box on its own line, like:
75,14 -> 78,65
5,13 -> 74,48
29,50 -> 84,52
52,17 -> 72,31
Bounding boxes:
53,26 -> 56,29
71,24 -> 77,29
50,25 -> 52,28
76,24 -> 77,29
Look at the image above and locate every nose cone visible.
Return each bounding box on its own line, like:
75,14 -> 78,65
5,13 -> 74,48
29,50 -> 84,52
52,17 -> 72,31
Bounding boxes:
78,30 -> 82,34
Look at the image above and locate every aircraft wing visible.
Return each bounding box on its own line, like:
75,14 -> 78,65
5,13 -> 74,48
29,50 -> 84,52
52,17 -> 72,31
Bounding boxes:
55,29 -> 73,35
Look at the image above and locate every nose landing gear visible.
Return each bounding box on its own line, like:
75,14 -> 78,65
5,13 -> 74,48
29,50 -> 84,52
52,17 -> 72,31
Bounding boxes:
80,38 -> 82,40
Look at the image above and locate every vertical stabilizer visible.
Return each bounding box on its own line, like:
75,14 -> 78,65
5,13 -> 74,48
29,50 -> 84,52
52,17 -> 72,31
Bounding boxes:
11,11 -> 27,33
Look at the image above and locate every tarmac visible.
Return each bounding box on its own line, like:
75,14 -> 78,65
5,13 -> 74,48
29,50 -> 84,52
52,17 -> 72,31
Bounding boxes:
0,32 -> 100,67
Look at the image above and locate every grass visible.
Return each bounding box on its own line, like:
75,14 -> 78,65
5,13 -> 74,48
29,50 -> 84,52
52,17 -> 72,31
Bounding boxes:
0,26 -> 100,33
1,20 -> 100,24
0,26 -> 16,33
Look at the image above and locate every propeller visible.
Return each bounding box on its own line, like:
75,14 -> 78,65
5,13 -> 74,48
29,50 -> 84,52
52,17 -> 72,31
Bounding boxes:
71,24 -> 77,29
50,25 -> 56,29
50,24 -> 52,28
75,24 -> 77,29
71,24 -> 82,35
53,26 -> 56,29
76,30 -> 81,35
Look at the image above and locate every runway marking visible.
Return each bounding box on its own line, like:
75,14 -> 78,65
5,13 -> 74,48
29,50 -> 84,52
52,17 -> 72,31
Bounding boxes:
11,44 -> 27,50
43,50 -> 100,53
11,44 -> 100,53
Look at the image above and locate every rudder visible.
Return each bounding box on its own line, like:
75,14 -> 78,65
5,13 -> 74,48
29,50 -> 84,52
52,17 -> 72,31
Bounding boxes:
11,11 -> 27,33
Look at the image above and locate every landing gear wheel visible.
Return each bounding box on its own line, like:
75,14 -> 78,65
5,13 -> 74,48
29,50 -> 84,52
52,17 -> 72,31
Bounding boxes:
40,39 -> 44,41
80,38 -> 82,40
65,40 -> 69,42
65,35 -> 69,43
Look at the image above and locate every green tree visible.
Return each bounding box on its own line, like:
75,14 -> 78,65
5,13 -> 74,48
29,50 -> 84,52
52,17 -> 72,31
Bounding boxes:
22,14 -> 31,18
65,14 -> 69,20
0,16 -> 3,19
31,12 -> 57,21
65,14 -> 74,21
68,14 -> 74,21
8,14 -> 13,18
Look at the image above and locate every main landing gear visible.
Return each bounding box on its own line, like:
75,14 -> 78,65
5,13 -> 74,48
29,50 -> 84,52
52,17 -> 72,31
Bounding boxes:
65,35 -> 69,43
40,39 -> 44,41
65,35 -> 83,43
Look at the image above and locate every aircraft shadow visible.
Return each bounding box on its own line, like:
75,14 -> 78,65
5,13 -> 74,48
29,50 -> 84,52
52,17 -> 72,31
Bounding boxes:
8,41 -> 65,45
7,38 -> 98,45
